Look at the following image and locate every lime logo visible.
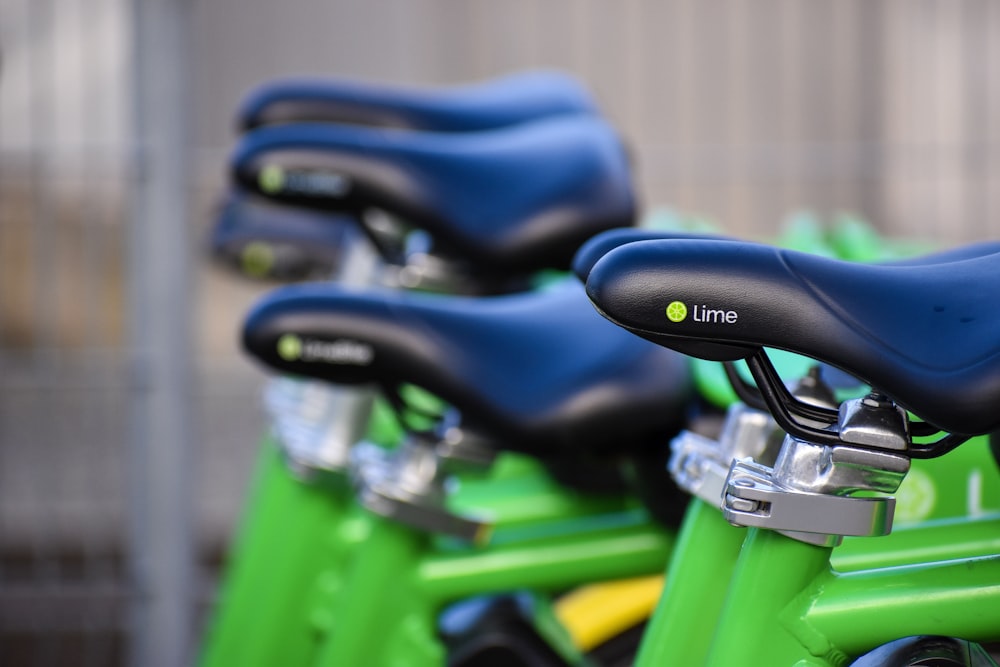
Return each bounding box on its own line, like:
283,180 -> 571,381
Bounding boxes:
668,302 -> 740,325
894,466 -> 936,523
277,334 -> 303,361
666,301 -> 688,323
258,166 -> 350,198
241,241 -> 275,278
259,165 -> 286,194
275,335 -> 375,366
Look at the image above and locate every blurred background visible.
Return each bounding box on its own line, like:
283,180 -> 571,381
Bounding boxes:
1,0 -> 998,665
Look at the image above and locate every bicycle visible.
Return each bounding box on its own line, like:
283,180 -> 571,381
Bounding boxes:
200,98 -> 650,665
207,210 -> 980,667
586,235 -> 1000,666
222,220 -> 981,666
227,277 -> 692,666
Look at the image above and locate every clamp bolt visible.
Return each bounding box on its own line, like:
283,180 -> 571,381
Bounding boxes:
726,493 -> 760,513
861,392 -> 893,409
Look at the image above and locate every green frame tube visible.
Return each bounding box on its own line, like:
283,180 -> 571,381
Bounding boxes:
802,554 -> 1000,658
420,517 -> 673,602
199,438 -> 675,667
691,525 -> 1000,666
833,511 -> 1000,571
200,440 -> 663,666
704,528 -> 838,666
313,510 -> 674,667
634,499 -> 746,667
198,439 -> 363,667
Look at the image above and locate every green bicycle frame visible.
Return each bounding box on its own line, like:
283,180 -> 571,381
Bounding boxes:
198,440 -> 361,667
634,487 -> 1000,666
704,524 -> 1000,666
205,215 -> 998,666
199,431 -> 657,667
309,503 -> 673,666
201,225 -> 665,665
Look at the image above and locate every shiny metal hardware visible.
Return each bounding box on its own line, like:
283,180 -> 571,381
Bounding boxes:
263,223 -> 386,480
265,378 -> 375,479
670,430 -> 732,506
723,456 -> 899,547
838,393 -> 911,451
771,437 -> 911,496
791,366 -> 838,420
718,379 -> 916,546
378,229 -> 471,293
670,370 -> 831,506
434,425 -> 498,469
723,432 -> 911,546
670,403 -> 780,505
362,209 -> 410,268
351,436 -> 492,543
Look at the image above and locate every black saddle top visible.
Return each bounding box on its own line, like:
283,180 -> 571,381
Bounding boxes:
573,230 -> 1000,284
586,239 -> 1000,436
238,69 -> 598,132
210,191 -> 355,280
242,281 -> 691,457
572,228 -> 730,282
232,115 -> 635,274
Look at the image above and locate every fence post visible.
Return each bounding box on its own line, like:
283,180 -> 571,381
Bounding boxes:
127,0 -> 195,665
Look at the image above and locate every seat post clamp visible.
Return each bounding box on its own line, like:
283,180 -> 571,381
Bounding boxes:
351,436 -> 493,544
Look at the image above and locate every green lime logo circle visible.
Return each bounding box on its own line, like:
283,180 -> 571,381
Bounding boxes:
893,466 -> 936,523
259,165 -> 286,194
241,241 -> 275,278
277,334 -> 303,361
666,301 -> 688,323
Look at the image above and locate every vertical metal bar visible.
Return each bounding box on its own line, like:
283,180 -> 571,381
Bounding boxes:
634,500 -> 746,667
26,0 -> 59,368
127,0 -> 194,665
854,1 -> 885,226
703,528 -> 835,666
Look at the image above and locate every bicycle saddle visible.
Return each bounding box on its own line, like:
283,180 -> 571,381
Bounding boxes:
572,228 -> 729,282
238,69 -> 598,132
586,238 -> 1000,436
574,230 -> 1000,284
210,192 -> 354,280
232,116 -> 635,275
242,281 -> 692,457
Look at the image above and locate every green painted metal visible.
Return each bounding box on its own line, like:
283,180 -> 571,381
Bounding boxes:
310,510 -> 672,666
313,518 -> 442,667
834,511 -> 1000,572
295,500 -> 669,665
198,439 -> 361,667
668,519 -> 1000,666
205,214 -> 1000,666
827,214 -> 892,263
419,514 -> 674,603
704,529 -> 837,667
449,467 -> 632,529
892,436 -> 1000,524
201,421 -> 669,666
776,211 -> 838,258
634,499 -> 745,667
530,594 -> 589,665
801,554 -> 1000,660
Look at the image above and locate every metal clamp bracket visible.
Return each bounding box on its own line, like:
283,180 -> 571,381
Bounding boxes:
670,403 -> 782,506
723,458 -> 897,547
670,430 -> 731,505
264,378 -> 375,480
351,440 -> 493,543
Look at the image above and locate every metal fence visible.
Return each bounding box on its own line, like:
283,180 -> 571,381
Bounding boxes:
2,1 -> 999,665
